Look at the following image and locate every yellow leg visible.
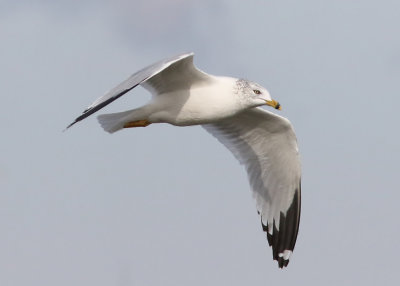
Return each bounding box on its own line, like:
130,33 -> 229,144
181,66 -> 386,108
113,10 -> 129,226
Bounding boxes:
123,120 -> 151,128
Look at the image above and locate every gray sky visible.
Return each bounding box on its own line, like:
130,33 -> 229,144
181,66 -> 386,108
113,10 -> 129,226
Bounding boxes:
1,0 -> 399,285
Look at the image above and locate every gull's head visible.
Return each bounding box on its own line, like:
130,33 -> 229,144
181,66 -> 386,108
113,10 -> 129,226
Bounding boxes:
236,79 -> 281,110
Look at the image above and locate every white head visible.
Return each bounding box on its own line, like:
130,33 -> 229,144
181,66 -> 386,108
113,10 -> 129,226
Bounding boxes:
236,79 -> 281,110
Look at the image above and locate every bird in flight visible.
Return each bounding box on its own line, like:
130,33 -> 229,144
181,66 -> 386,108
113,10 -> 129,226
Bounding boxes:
67,53 -> 301,268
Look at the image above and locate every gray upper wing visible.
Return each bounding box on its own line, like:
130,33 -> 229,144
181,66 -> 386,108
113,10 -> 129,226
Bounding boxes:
66,52 -> 202,129
140,53 -> 212,95
202,107 -> 301,268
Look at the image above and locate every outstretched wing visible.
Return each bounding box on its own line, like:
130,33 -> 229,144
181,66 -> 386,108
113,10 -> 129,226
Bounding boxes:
203,108 -> 301,268
66,52 -> 210,129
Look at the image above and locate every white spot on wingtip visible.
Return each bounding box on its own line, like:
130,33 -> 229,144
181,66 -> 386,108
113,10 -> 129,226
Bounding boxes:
268,224 -> 273,235
278,250 -> 292,260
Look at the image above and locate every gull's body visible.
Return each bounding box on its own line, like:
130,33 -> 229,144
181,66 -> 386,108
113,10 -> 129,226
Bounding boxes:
67,53 -> 301,268
111,77 -> 243,127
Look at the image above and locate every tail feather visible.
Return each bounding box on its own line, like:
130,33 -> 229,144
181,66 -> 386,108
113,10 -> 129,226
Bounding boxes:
97,110 -> 133,133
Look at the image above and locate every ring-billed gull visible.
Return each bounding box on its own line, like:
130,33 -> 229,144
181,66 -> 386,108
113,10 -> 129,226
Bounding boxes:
67,53 -> 301,268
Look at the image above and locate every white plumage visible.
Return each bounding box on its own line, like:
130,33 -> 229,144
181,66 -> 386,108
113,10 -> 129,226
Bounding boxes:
67,53 -> 301,268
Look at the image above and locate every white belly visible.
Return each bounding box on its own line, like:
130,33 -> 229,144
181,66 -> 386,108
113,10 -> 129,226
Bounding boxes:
149,77 -> 241,126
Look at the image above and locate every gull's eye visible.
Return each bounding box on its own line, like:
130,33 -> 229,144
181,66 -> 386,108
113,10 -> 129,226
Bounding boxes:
253,89 -> 261,95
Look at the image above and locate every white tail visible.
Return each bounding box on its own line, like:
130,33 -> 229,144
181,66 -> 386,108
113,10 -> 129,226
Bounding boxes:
97,110 -> 133,133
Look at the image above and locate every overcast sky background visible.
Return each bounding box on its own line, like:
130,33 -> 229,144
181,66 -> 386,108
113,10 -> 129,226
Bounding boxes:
1,1 -> 399,285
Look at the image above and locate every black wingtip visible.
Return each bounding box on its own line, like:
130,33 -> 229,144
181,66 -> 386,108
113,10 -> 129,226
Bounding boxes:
64,115 -> 84,131
64,121 -> 77,131
64,107 -> 95,131
261,189 -> 301,269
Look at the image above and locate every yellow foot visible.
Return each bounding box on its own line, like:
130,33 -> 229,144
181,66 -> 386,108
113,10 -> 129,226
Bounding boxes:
123,120 -> 151,128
